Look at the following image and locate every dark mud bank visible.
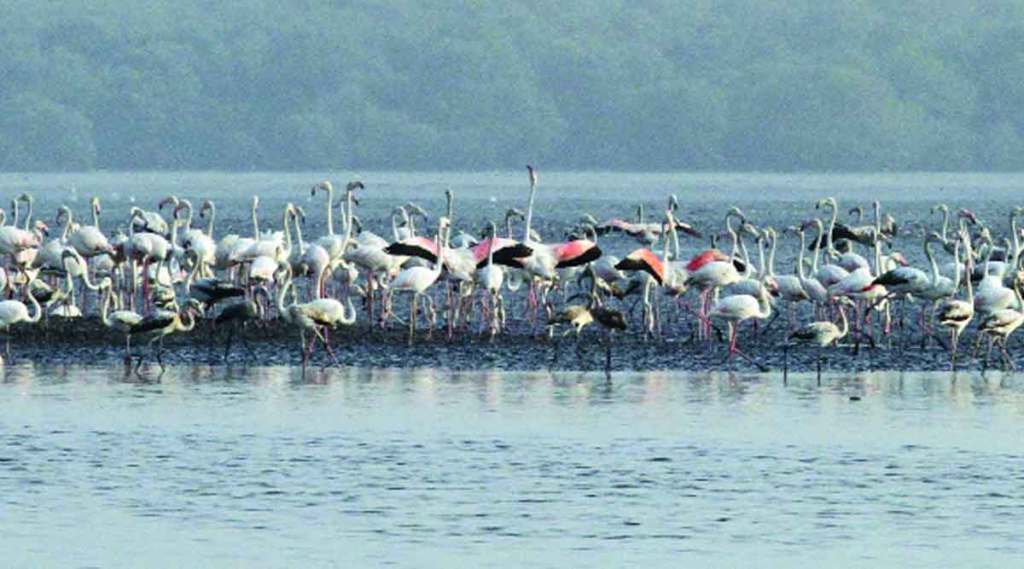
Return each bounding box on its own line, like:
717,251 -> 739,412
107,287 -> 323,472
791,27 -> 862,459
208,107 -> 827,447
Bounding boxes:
5,317 -> 1015,373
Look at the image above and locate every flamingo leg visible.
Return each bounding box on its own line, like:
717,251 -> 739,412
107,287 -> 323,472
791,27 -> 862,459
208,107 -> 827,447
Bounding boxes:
409,293 -> 418,345
950,329 -> 958,370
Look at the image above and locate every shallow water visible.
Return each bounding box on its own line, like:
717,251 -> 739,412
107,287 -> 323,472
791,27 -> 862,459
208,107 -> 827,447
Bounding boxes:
3,365 -> 1023,567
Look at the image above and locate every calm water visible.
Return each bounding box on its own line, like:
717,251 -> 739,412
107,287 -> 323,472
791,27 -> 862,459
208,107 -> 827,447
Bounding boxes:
2,365 -> 1023,567
2,171 -> 1024,566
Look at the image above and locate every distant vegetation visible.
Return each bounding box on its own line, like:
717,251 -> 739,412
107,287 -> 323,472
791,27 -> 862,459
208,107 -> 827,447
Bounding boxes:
2,1 -> 1024,171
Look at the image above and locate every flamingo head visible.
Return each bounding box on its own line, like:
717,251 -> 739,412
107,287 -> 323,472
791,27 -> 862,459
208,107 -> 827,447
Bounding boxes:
157,196 -> 178,211
725,206 -> 746,223
173,199 -> 192,220
890,252 -> 910,267
815,197 -> 836,211
405,203 -> 429,220
739,221 -> 760,239
199,199 -> 213,219
55,206 -> 71,225
312,180 -> 333,196
956,208 -> 978,225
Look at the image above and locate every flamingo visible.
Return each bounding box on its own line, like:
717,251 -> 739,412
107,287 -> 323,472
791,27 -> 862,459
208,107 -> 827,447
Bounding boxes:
179,199 -> 216,276
937,230 -> 974,368
687,208 -> 745,338
68,197 -> 113,258
130,203 -> 169,236
476,221 -> 506,337
0,270 -> 43,360
99,278 -> 144,363
130,299 -> 204,371
276,266 -> 357,365
788,299 -> 851,377
764,227 -> 808,328
518,165 -> 601,280
214,299 -> 262,362
385,217 -> 451,343
977,285 -> 1024,370
796,219 -> 830,311
708,285 -> 771,370
312,180 -> 364,261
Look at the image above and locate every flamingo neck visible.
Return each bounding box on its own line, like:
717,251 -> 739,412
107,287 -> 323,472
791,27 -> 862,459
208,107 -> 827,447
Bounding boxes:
182,202 -> 193,231
964,237 -> 974,303
277,275 -> 292,321
22,199 -> 32,231
1010,213 -> 1020,268
78,255 -> 100,291
923,239 -> 938,284
292,211 -> 306,255
25,278 -> 41,323
206,204 -> 216,237
826,201 -> 838,258
670,221 -> 680,261
797,230 -> 807,280
326,185 -> 335,236
524,182 -> 537,243
661,213 -> 672,261
811,220 -> 824,273
281,206 -> 292,255
179,310 -> 197,333
101,286 -> 114,327
186,252 -> 202,292
61,209 -> 73,240
252,201 -> 260,238
940,207 -> 949,241
342,189 -> 354,252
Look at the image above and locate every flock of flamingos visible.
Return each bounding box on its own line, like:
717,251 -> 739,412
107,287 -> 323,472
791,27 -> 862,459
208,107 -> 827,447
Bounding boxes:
0,166 -> 1020,373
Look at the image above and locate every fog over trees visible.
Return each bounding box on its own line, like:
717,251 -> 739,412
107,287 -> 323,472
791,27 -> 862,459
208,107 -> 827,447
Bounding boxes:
2,0 -> 1023,172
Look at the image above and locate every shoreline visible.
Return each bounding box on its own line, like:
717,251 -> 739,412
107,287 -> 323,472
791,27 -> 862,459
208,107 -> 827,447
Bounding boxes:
4,317 -> 1013,374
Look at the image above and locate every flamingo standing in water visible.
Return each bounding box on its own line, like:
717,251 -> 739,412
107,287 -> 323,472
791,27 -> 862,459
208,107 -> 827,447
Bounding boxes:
687,208 -> 746,339
517,166 -> 601,319
0,270 -> 43,360
276,266 -> 357,365
937,229 -> 974,369
385,217 -> 451,344
476,221 -> 506,338
788,299 -> 850,378
708,284 -> 771,370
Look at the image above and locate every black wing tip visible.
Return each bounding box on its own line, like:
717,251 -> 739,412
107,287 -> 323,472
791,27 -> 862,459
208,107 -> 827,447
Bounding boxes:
555,245 -> 602,269
385,242 -> 438,263
482,243 -> 533,268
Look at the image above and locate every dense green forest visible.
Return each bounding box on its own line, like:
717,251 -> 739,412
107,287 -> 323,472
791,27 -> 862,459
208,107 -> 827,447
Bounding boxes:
2,0 -> 1024,171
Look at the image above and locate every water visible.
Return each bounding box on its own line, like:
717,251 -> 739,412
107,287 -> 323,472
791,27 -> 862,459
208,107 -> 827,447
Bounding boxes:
3,170 -> 1023,269
3,365 -> 1023,567
2,171 -> 1024,565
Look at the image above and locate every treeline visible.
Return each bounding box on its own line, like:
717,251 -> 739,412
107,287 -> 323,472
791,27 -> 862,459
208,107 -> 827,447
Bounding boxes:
2,0 -> 1024,172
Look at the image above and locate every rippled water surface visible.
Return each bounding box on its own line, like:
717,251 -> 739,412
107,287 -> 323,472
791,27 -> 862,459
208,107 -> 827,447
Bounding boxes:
3,366 -> 1023,567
